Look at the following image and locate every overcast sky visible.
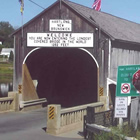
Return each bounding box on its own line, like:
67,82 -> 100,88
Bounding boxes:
0,0 -> 140,28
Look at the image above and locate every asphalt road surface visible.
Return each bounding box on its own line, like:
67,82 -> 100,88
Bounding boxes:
0,108 -> 84,140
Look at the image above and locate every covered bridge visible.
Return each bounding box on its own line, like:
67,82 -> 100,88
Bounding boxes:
12,0 -> 140,109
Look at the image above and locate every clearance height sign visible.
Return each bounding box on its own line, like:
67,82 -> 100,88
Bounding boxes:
116,65 -> 140,97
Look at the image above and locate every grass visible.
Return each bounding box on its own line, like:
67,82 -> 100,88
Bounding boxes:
94,124 -> 140,140
0,62 -> 13,83
121,124 -> 140,139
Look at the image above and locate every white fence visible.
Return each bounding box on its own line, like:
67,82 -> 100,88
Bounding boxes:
0,91 -> 19,113
0,97 -> 14,112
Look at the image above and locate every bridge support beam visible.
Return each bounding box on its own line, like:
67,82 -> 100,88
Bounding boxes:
21,63 -> 42,111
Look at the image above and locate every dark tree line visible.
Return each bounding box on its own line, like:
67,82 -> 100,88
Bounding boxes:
0,21 -> 15,48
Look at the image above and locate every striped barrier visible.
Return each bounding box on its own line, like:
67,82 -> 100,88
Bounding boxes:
49,106 -> 55,120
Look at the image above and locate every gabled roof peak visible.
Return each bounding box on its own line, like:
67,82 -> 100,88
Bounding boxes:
12,0 -> 140,44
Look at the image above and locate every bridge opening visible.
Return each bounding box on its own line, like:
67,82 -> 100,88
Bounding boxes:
25,48 -> 98,107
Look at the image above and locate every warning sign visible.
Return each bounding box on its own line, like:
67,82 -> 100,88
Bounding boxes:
49,106 -> 55,120
121,83 -> 130,94
18,84 -> 22,94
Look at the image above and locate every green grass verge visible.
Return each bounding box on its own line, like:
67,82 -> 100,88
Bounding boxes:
0,62 -> 13,83
94,124 -> 140,140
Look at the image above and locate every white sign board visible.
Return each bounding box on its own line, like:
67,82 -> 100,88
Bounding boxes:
27,33 -> 94,48
115,97 -> 128,118
49,19 -> 72,32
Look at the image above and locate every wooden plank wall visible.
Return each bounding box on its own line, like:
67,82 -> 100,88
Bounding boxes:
110,41 -> 140,82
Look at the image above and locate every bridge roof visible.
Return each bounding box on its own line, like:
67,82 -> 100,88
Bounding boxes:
12,0 -> 140,44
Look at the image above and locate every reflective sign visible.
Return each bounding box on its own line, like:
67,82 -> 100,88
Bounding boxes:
116,65 -> 140,97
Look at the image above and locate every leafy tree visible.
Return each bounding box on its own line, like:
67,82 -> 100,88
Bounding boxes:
0,22 -> 15,48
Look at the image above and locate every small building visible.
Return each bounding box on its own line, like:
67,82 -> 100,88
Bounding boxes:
11,0 -> 140,108
0,48 -> 14,58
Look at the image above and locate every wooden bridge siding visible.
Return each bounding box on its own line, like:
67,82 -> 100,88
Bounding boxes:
110,41 -> 140,82
97,34 -> 110,95
63,3 -> 111,96
13,2 -> 110,95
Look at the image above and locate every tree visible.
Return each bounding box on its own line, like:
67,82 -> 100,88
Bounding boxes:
0,22 -> 15,48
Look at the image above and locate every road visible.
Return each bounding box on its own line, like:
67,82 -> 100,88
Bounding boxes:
0,108 -> 84,140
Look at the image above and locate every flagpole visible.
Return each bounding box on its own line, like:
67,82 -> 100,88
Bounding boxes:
22,13 -> 24,40
19,0 -> 24,45
59,0 -> 62,19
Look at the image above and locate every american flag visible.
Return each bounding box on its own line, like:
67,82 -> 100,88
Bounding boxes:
92,0 -> 101,11
19,0 -> 24,14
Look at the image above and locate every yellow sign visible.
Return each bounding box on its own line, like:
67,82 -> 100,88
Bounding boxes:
99,87 -> 104,96
18,85 -> 22,94
49,106 -> 55,120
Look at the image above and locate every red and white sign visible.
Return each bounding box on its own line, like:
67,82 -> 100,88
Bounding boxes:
121,83 -> 130,94
133,69 -> 140,91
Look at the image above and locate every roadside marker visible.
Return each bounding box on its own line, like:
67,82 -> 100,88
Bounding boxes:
49,106 -> 55,119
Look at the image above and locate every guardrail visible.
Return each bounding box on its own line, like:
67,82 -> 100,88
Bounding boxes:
85,124 -> 136,140
60,102 -> 104,128
20,98 -> 47,108
83,106 -> 118,139
0,91 -> 19,113
46,102 -> 104,135
0,97 -> 14,112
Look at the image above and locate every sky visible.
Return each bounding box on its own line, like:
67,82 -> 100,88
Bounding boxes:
0,0 -> 140,28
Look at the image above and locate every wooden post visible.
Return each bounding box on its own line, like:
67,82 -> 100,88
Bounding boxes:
135,96 -> 140,130
83,115 -> 87,139
87,106 -> 95,124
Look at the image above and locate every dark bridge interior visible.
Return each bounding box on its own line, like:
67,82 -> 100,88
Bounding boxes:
26,48 -> 97,107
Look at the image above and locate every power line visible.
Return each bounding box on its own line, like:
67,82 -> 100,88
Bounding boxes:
28,0 -> 45,10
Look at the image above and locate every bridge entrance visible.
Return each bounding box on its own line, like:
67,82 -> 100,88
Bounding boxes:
23,48 -> 98,107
